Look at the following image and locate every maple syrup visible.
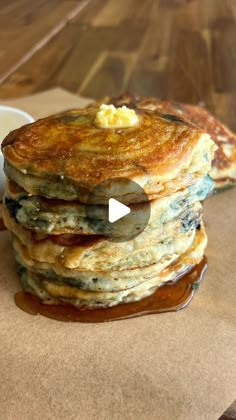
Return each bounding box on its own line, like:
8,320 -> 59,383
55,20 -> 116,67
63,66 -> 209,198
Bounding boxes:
14,257 -> 207,323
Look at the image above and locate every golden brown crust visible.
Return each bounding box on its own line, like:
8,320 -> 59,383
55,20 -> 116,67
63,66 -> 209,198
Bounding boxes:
2,107 -> 208,187
96,93 -> 236,188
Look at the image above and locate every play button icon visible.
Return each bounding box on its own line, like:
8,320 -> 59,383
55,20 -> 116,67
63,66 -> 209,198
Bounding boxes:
108,198 -> 130,223
86,177 -> 151,242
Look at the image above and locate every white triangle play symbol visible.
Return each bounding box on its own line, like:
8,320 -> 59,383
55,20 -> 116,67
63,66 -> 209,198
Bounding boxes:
108,198 -> 131,223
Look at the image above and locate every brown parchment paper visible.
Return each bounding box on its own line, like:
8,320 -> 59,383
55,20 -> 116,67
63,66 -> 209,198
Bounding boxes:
0,89 -> 235,420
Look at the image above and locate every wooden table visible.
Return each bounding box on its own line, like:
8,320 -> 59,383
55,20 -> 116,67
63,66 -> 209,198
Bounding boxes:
0,0 -> 235,131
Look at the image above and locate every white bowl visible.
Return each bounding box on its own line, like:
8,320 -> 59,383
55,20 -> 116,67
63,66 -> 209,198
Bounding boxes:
0,105 -> 34,198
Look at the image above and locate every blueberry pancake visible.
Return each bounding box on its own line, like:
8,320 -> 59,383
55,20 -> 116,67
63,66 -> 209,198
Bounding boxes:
14,228 -> 207,308
4,175 -> 212,235
95,93 -> 235,190
2,106 -> 216,204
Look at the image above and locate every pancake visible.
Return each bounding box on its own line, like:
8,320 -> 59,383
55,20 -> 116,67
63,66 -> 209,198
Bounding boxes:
12,224 -> 196,272
2,106 -> 216,204
4,203 -> 201,271
4,175 -> 212,235
94,93 -> 236,190
13,226 -> 205,295
15,247 -> 178,293
16,228 -> 207,308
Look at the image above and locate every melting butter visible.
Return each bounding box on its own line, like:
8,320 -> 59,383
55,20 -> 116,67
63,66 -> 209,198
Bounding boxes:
95,104 -> 139,128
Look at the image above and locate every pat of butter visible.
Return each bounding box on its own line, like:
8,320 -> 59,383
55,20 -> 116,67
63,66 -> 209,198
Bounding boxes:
95,104 -> 139,128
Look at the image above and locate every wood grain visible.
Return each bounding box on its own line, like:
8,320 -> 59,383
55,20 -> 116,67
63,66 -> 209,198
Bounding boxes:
0,0 -> 90,82
0,0 -> 235,131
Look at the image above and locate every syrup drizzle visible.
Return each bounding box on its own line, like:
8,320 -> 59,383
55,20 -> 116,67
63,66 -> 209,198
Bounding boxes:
15,257 -> 207,323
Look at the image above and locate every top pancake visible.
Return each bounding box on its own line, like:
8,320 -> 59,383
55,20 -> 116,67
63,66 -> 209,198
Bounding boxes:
2,105 -> 216,204
94,93 -> 236,190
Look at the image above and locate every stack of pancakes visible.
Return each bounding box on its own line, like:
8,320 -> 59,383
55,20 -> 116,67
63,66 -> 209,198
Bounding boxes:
2,105 -> 216,309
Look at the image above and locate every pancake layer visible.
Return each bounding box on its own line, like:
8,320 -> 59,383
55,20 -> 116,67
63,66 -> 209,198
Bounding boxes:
11,225 -> 196,276
94,93 -> 236,190
4,175 -> 212,235
2,106 -> 216,204
16,228 -> 207,308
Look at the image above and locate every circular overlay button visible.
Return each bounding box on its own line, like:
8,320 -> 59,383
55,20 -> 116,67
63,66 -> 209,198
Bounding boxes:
85,178 -> 151,243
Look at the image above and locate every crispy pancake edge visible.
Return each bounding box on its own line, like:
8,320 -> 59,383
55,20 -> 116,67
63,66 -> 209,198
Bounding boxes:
2,106 -> 216,202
